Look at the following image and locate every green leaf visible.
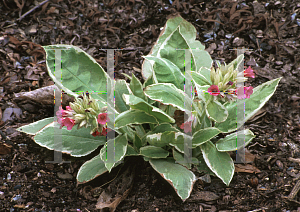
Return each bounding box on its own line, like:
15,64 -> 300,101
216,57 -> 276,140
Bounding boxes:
16,117 -> 54,135
194,84 -> 212,103
133,132 -> 143,151
34,121 -> 106,157
143,72 -> 154,88
114,109 -> 159,129
140,146 -> 169,158
123,94 -> 175,124
172,148 -> 198,169
119,125 -> 135,141
192,127 -> 221,147
144,83 -> 192,113
215,77 -> 282,133
142,56 -> 185,90
226,54 -> 244,72
133,125 -> 146,140
100,134 -> 128,172
168,132 -> 193,153
43,44 -> 118,116
149,123 -> 180,134
216,129 -> 255,151
76,153 -> 108,184
142,74 -> 156,104
191,69 -> 211,86
195,154 -> 216,176
121,73 -> 132,80
197,67 -> 212,83
142,16 -> 212,81
205,100 -> 228,123
44,45 -> 107,100
149,158 -> 197,201
192,146 -> 202,158
126,144 -> 139,156
198,109 -> 212,129
141,123 -> 180,145
200,141 -> 234,186
146,131 -> 175,147
129,73 -> 148,102
115,80 -> 131,113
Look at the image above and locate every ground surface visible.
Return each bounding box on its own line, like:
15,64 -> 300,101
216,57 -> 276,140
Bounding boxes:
0,0 -> 300,211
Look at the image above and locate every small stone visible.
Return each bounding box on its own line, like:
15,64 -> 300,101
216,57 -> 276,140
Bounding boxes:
233,37 -> 244,46
57,172 -> 73,180
276,160 -> 283,170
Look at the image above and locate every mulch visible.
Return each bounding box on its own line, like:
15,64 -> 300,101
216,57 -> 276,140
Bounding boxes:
0,0 -> 300,211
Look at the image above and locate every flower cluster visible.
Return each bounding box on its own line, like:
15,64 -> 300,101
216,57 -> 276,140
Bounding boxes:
56,93 -> 110,137
207,63 -> 255,101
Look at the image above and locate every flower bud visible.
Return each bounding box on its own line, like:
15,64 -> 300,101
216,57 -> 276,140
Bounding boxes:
223,72 -> 232,84
214,71 -> 220,85
100,106 -> 108,113
220,63 -> 227,76
236,76 -> 248,83
86,108 -> 98,116
70,102 -> 85,114
74,113 -> 86,120
78,119 -> 87,129
227,64 -> 234,75
210,67 -> 216,84
89,99 -> 100,111
218,82 -> 224,91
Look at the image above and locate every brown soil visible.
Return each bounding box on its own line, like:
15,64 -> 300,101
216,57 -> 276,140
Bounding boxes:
1,0 -> 300,211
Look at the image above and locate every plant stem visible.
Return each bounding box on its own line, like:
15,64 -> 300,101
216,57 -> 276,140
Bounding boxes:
149,123 -> 154,131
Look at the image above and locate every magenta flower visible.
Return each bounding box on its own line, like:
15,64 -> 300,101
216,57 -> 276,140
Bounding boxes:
92,130 -> 100,137
97,113 -> 110,125
66,106 -> 72,111
208,85 -> 220,96
101,127 -> 107,136
237,86 -> 254,99
92,128 -> 111,137
244,66 -> 255,78
56,106 -> 68,124
61,117 -> 76,130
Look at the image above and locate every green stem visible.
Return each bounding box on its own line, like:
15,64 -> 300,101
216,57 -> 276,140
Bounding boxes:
149,123 -> 155,131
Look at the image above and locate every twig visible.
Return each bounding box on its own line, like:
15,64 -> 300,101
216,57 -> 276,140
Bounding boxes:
288,179 -> 300,200
247,207 -> 268,212
17,0 -> 49,22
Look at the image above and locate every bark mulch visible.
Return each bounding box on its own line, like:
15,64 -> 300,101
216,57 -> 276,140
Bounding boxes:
0,0 -> 300,211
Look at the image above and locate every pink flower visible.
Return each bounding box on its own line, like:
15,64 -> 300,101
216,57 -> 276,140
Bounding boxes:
56,106 -> 68,124
61,117 -> 76,130
92,128 -> 112,137
208,85 -> 220,96
244,66 -> 255,78
180,121 -> 192,133
97,113 -> 110,125
66,106 -> 72,111
101,127 -> 107,136
237,86 -> 254,99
